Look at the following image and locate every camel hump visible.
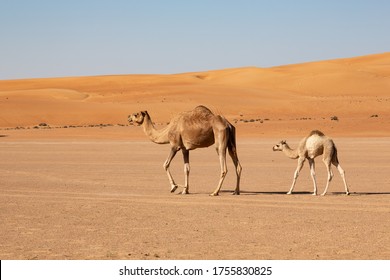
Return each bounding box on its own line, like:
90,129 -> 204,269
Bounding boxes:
194,105 -> 214,115
309,130 -> 325,137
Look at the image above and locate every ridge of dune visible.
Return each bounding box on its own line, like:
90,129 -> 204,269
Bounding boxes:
0,88 -> 89,101
0,52 -> 389,136
198,52 -> 390,96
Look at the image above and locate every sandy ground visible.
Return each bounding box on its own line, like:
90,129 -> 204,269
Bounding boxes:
0,127 -> 389,260
1,53 -> 389,260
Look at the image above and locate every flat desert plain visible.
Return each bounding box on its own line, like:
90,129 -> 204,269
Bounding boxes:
0,53 -> 389,259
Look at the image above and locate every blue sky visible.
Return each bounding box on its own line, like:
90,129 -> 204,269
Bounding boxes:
1,0 -> 389,79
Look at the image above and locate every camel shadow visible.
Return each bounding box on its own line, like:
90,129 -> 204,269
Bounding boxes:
237,190 -> 312,195
174,190 -> 390,196
348,192 -> 390,196
227,190 -> 390,196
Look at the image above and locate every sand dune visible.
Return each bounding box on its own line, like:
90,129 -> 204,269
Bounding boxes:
0,52 -> 389,136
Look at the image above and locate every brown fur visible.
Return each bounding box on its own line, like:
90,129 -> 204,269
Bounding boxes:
128,105 -> 242,196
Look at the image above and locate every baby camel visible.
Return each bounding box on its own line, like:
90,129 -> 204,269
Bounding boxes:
272,130 -> 350,196
128,105 -> 242,196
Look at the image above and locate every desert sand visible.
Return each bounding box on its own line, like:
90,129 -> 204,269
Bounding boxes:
0,53 -> 389,259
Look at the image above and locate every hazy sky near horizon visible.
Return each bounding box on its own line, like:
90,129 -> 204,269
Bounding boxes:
1,0 -> 389,79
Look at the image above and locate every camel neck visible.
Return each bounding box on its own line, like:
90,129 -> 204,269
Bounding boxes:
282,144 -> 299,159
142,114 -> 170,144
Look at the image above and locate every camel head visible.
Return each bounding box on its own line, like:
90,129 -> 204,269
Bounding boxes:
273,140 -> 287,151
128,111 -> 148,126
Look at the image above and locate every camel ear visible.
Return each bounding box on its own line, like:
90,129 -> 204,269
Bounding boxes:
141,111 -> 147,116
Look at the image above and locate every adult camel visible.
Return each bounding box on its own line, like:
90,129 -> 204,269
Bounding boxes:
128,105 -> 242,196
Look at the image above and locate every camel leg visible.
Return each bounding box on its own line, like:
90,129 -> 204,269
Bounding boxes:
336,164 -> 349,195
321,159 -> 334,196
308,159 -> 318,195
163,147 -> 179,193
331,159 -> 350,195
210,147 -> 228,196
228,146 -> 242,195
181,149 -> 190,194
287,158 -> 305,194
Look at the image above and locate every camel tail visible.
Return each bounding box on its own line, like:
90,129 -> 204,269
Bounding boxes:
331,141 -> 340,166
227,122 -> 238,156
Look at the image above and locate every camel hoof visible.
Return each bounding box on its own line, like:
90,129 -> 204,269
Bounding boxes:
232,191 -> 240,195
320,193 -> 326,196
313,193 -> 318,196
346,192 -> 350,196
170,185 -> 178,193
181,190 -> 189,195
210,192 -> 219,196
287,192 -> 292,195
